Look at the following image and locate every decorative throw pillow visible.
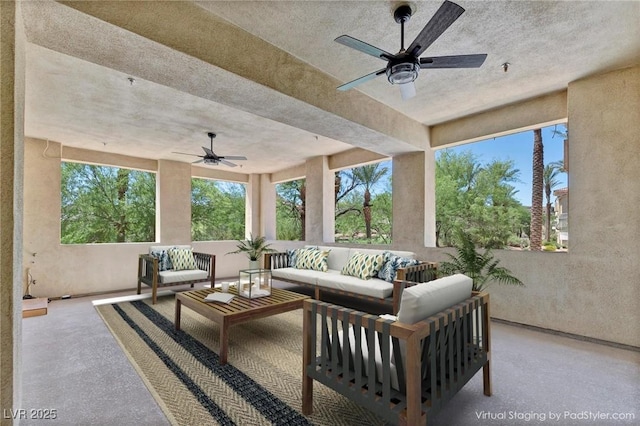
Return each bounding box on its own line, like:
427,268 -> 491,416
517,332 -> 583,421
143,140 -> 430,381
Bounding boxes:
168,247 -> 197,271
287,249 -> 300,268
377,254 -> 420,283
341,252 -> 384,280
295,248 -> 330,271
150,249 -> 172,271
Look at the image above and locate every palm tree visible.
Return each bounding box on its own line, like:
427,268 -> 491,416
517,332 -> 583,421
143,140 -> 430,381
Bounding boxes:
352,163 -> 389,240
530,129 -> 544,251
439,230 -> 524,292
543,160 -> 564,242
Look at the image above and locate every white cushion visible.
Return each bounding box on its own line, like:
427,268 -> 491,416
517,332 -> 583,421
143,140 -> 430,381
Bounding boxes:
315,246 -> 351,271
316,270 -> 393,299
271,268 -> 323,285
350,248 -> 415,260
158,269 -> 208,284
397,274 -> 473,324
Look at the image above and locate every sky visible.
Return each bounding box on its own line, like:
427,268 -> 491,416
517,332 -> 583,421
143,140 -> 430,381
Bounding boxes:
436,124 -> 568,206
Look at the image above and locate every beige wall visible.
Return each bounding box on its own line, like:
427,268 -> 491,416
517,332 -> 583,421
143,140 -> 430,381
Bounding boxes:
19,68 -> 640,349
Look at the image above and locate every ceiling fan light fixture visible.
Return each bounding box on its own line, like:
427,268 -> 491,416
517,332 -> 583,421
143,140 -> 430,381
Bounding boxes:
386,62 -> 420,85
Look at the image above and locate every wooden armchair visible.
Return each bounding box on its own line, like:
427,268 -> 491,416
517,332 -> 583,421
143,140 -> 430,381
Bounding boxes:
302,290 -> 491,425
137,248 -> 216,304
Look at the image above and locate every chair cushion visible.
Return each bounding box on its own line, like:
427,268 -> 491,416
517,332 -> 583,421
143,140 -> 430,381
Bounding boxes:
158,269 -> 208,284
341,252 -> 384,280
296,248 -> 330,271
317,271 -> 393,299
271,267 -> 324,285
168,247 -> 197,271
397,274 -> 473,324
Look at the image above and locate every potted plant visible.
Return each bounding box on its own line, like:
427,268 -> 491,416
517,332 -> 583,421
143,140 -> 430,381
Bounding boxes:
439,230 -> 524,292
227,234 -> 275,269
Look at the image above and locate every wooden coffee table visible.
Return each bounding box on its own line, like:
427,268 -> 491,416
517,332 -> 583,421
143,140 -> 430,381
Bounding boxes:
175,287 -> 309,364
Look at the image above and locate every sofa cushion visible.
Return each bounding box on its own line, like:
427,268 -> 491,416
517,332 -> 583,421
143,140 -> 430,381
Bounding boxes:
158,269 -> 208,284
317,270 -> 393,299
296,248 -> 330,271
271,267 -> 324,285
377,253 -> 421,283
397,274 -> 473,324
314,246 -> 352,271
168,247 -> 197,271
341,252 -> 384,280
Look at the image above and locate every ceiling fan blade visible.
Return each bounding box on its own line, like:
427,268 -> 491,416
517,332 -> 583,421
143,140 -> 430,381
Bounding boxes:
406,1 -> 465,58
399,81 -> 416,100
222,155 -> 247,161
420,54 -> 487,68
337,68 -> 386,91
219,159 -> 237,167
202,146 -> 216,157
172,151 -> 202,157
335,35 -> 393,60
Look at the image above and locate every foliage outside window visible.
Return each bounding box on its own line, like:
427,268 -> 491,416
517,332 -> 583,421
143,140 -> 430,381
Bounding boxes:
191,178 -> 245,241
61,162 -> 156,244
335,162 -> 392,244
436,124 -> 568,250
275,179 -> 305,241
275,162 -> 392,243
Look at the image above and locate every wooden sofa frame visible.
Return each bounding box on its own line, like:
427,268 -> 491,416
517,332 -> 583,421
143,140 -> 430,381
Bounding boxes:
264,252 -> 437,314
302,290 -> 491,425
137,252 -> 216,304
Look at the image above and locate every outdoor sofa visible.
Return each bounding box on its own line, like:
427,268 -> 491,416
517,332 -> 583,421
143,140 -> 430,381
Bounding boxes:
265,245 -> 437,314
302,274 -> 492,425
137,245 -> 216,304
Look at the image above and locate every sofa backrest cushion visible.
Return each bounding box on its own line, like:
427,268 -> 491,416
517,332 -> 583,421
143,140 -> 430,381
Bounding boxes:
313,246 -> 351,271
397,274 -> 473,324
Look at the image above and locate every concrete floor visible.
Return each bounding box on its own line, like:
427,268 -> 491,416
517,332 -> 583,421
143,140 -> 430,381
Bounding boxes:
20,283 -> 640,426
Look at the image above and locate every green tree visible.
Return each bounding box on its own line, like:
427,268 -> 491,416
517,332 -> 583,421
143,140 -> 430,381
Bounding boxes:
530,129 -> 544,251
61,162 -> 155,243
435,150 -> 526,248
191,178 -> 245,241
276,179 -> 305,240
351,163 -> 389,241
543,160 -> 564,242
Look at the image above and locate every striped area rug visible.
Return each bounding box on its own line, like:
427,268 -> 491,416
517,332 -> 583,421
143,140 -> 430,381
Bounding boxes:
95,295 -> 385,426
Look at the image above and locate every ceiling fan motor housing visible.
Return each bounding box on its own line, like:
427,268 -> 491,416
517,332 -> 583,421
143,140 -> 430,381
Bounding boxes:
386,53 -> 420,85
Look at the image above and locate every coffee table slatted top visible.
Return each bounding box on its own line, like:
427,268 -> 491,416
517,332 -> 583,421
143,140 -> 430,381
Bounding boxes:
175,287 -> 309,364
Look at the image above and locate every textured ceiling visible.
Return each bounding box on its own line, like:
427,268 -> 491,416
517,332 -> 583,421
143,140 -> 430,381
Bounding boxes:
22,1 -> 640,175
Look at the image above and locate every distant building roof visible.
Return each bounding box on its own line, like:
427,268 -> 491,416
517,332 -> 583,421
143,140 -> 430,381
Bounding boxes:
554,187 -> 569,196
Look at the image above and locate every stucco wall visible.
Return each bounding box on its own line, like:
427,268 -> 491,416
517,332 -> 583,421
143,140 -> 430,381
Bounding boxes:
22,139 -> 295,298
20,67 -> 640,348
473,66 -> 640,348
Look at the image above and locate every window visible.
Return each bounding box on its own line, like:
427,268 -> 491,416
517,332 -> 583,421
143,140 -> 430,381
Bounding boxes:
435,124 -> 568,251
275,178 -> 305,241
335,161 -> 392,244
191,178 -> 246,241
61,162 -> 156,244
